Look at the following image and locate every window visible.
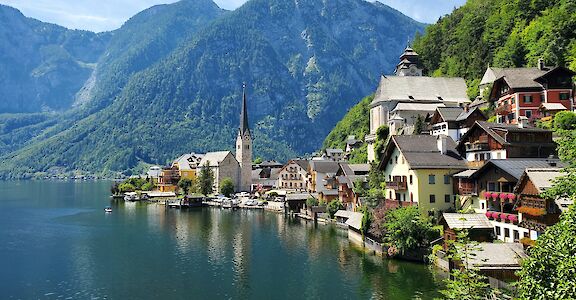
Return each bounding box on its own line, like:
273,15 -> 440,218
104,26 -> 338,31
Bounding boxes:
487,182 -> 497,192
444,175 -> 450,185
395,156 -> 398,164
410,193 -> 413,202
525,110 -> 532,118
495,226 -> 501,236
481,202 -> 485,210
409,175 -> 413,185
429,175 -> 436,184
389,191 -> 393,199
444,194 -> 451,203
430,194 -> 436,203
560,93 -> 570,100
524,232 -> 529,238
523,95 -> 533,103
514,230 -> 520,241
504,228 -> 510,238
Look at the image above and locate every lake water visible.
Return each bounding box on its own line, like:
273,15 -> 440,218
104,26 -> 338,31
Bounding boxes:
0,181 -> 444,299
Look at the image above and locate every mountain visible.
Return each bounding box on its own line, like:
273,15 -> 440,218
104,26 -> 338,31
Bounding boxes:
322,0 -> 576,158
0,4 -> 110,113
0,0 -> 424,178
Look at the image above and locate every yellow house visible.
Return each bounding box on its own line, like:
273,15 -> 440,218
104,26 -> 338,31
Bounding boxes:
378,135 -> 467,218
172,153 -> 204,180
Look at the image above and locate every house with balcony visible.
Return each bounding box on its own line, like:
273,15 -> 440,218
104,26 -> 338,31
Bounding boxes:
158,166 -> 180,192
378,135 -> 467,217
453,158 -> 563,242
485,61 -> 575,124
172,153 -> 205,180
456,121 -> 556,167
277,159 -> 309,191
307,160 -> 341,202
429,107 -> 486,142
335,163 -> 370,211
514,168 -> 571,241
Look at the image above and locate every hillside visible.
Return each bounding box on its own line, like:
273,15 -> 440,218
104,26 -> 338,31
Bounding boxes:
0,0 -> 424,178
0,5 -> 110,113
322,0 -> 576,157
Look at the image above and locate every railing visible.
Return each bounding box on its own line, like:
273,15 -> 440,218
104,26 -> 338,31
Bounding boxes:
485,211 -> 519,224
466,142 -> 489,151
386,181 -> 407,191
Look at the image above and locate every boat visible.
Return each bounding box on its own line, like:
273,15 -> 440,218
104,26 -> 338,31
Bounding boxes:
222,198 -> 238,209
104,206 -> 113,213
124,192 -> 139,201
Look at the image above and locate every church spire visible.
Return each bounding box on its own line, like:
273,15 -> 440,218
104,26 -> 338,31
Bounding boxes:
239,83 -> 250,136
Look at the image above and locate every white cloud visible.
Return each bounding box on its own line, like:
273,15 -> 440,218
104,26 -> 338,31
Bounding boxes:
0,0 -> 465,32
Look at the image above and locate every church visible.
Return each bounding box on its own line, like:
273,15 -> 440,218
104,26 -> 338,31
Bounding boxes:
366,47 -> 470,162
189,85 -> 253,193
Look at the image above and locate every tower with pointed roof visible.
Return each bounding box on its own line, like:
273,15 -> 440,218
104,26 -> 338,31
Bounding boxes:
394,46 -> 423,76
236,84 -> 252,192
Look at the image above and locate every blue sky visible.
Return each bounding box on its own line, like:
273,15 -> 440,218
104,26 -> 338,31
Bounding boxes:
0,0 -> 466,32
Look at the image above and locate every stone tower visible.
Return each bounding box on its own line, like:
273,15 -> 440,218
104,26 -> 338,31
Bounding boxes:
236,84 -> 252,192
394,46 -> 423,76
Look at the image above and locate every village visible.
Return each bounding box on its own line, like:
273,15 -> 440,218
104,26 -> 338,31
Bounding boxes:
112,47 -> 576,294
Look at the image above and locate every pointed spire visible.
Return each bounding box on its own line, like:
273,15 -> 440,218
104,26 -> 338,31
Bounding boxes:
239,83 -> 250,136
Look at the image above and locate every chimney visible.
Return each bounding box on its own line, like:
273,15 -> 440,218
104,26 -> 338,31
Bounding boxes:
518,116 -> 529,128
437,135 -> 448,155
538,58 -> 545,71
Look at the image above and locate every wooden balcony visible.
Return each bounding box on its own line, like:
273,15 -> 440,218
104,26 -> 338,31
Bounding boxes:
386,181 -> 407,191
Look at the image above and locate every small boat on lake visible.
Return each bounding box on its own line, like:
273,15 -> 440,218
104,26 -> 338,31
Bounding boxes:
222,198 -> 238,209
104,206 -> 113,213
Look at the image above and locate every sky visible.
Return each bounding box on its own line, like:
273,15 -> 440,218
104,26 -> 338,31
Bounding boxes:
0,0 -> 466,32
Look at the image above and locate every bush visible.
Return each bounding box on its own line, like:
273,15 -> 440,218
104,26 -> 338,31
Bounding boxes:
306,197 -> 319,207
118,183 -> 136,192
219,177 -> 235,197
327,200 -> 344,218
141,182 -> 154,191
553,111 -> 576,130
385,206 -> 440,253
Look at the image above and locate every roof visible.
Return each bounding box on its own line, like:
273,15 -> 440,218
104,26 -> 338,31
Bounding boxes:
381,135 -> 467,170
344,212 -> 364,230
480,67 -> 503,86
335,210 -> 355,219
496,67 -> 548,89
437,107 -> 465,122
372,76 -> 470,106
173,153 -> 204,170
326,148 -> 344,154
518,168 -> 565,194
475,159 -> 564,181
285,193 -> 313,201
349,164 -> 370,174
452,169 -> 478,178
467,243 -> 527,270
258,160 -> 283,168
199,151 -> 235,167
540,102 -> 567,111
309,160 -> 341,174
292,159 -> 310,171
456,107 -> 485,122
441,213 -> 493,229
459,121 -> 552,148
239,84 -> 251,136
392,102 -> 445,112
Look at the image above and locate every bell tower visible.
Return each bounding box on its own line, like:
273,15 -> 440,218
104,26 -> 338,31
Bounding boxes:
236,83 -> 253,192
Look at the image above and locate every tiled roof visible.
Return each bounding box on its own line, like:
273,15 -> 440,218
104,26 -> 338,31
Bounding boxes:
468,243 -> 527,270
199,151 -> 234,167
480,159 -> 564,180
522,168 -> 565,193
456,107 -> 485,122
437,107 -> 465,122
345,212 -> 364,230
460,121 -> 552,147
540,103 -> 567,111
309,160 -> 341,174
372,76 -> 469,105
441,213 -> 493,229
386,135 -> 467,170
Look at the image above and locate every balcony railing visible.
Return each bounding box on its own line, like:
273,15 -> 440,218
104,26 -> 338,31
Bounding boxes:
465,142 -> 489,151
386,181 -> 407,191
485,211 -> 519,224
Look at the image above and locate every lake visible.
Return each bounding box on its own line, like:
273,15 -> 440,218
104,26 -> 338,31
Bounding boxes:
0,181 -> 444,299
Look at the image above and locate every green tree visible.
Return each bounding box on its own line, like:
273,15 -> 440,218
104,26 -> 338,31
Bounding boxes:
384,206 -> 439,253
253,157 -> 263,164
110,182 -> 120,195
326,200 -> 344,219
553,111 -> 576,130
517,204 -> 576,299
178,178 -> 194,195
197,161 -> 215,196
360,206 -> 372,239
413,115 -> 425,134
219,177 -> 235,197
306,197 -> 319,207
374,125 -> 390,160
441,229 -> 492,300
118,182 -> 136,192
141,181 -> 155,191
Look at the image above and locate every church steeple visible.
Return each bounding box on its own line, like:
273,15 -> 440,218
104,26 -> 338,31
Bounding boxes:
239,83 -> 251,137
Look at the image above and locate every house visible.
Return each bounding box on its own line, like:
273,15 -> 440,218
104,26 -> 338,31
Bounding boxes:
172,153 -> 204,180
324,148 -> 346,161
158,166 -> 180,192
277,159 -> 309,191
251,167 -> 280,193
439,213 -> 494,251
457,121 -> 556,167
307,160 -> 341,202
146,166 -> 162,184
198,151 -> 240,193
378,135 -> 467,217
465,243 -> 527,289
345,135 -> 363,154
514,168 -> 570,240
429,107 -> 486,142
335,163 -> 370,211
453,158 -> 563,242
366,47 -> 470,162
485,62 -> 575,124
